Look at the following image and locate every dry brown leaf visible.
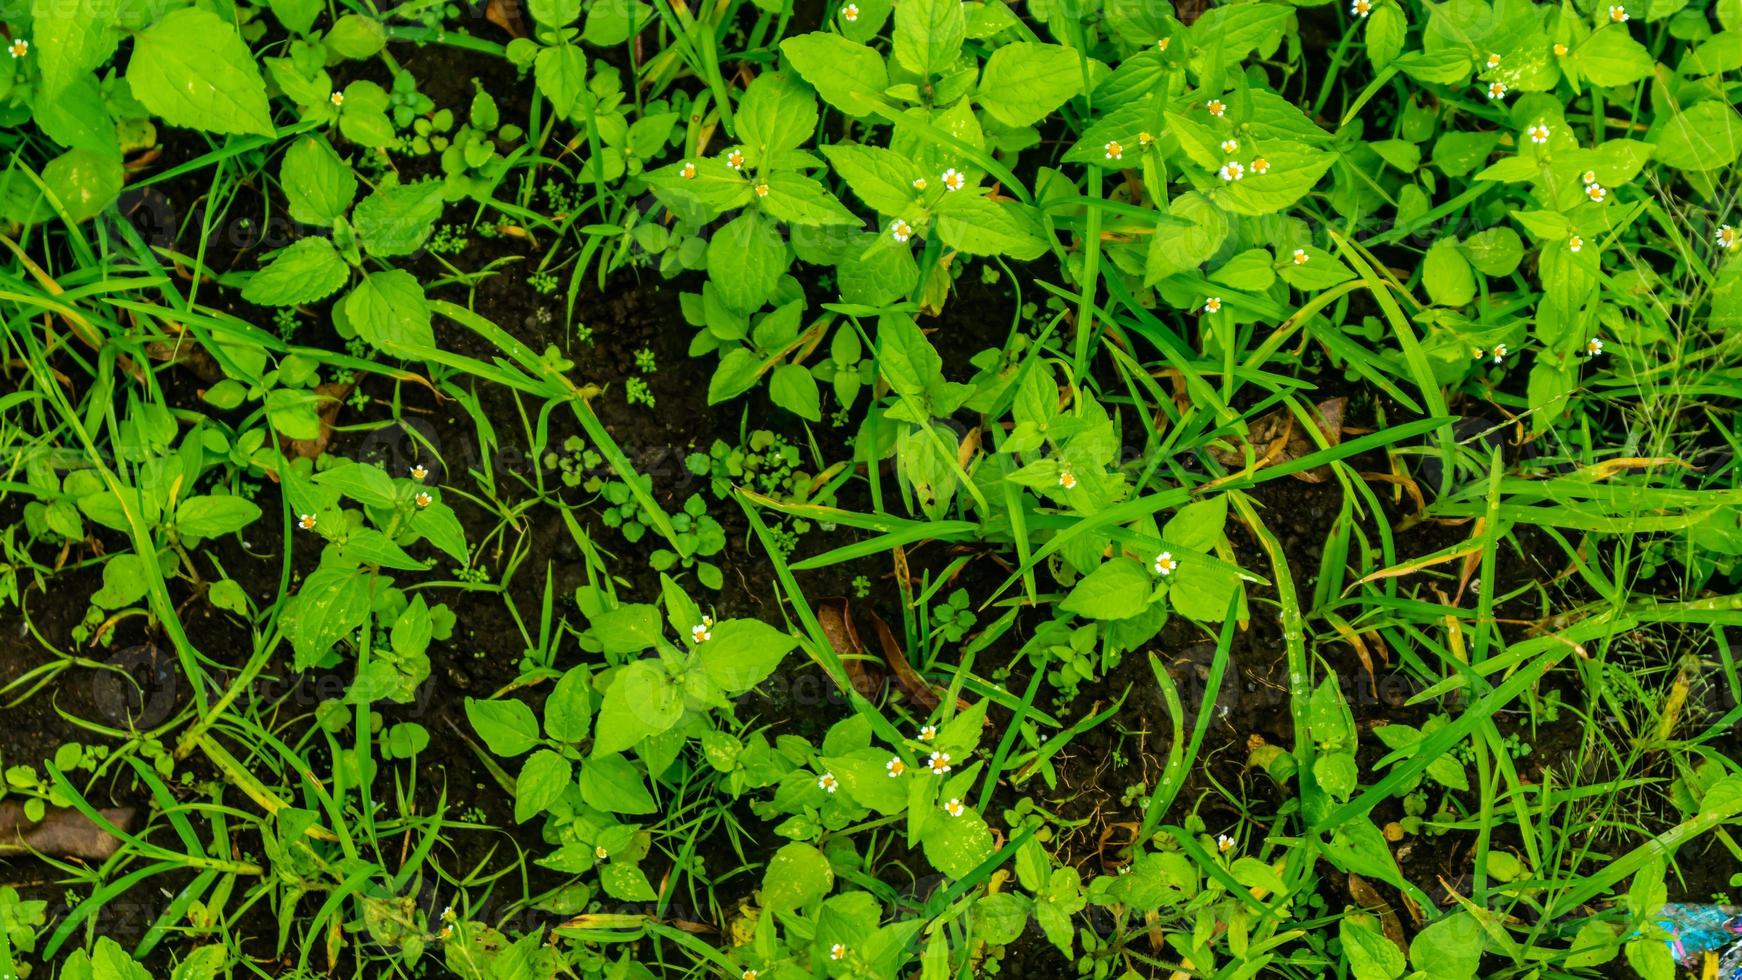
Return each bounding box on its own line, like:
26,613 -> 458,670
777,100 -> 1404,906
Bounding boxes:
818,597 -> 882,700
0,802 -> 133,861
484,0 -> 529,37
871,612 -> 941,712
1210,397 -> 1347,482
1347,873 -> 1408,954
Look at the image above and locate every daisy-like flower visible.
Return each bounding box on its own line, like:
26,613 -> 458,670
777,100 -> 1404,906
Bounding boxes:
1487,52 -> 1502,68
1581,170 -> 1598,186
1717,224 -> 1738,250
1487,81 -> 1508,100
1554,42 -> 1569,56
1350,0 -> 1371,16
595,845 -> 609,859
941,168 -> 965,191
441,906 -> 457,923
726,149 -> 745,171
945,798 -> 966,817
7,38 -> 28,59
912,176 -> 927,190
415,491 -> 432,508
298,513 -> 318,531
754,183 -> 769,198
1568,234 -> 1584,253
886,757 -> 906,777
1206,99 -> 1226,117
439,925 -> 452,940
919,724 -> 938,742
841,2 -> 859,20
1609,4 -> 1627,20
1104,140 -> 1124,161
1293,248 -> 1309,265
691,616 -> 714,643
1058,468 -> 1078,489
1586,183 -> 1607,203
743,971 -> 760,980
680,161 -> 697,180
1586,337 -> 1605,356
1491,343 -> 1509,363
890,218 -> 912,243
410,464 -> 429,480
1527,123 -> 1550,144
330,91 -> 345,107
1471,347 -> 1486,361
1217,834 -> 1236,853
1218,161 -> 1245,182
1204,296 -> 1223,314
928,751 -> 952,774
1221,138 -> 1240,154
1137,131 -> 1154,146
818,772 -> 839,794
1250,157 -> 1271,174
1157,37 -> 1171,51
1153,551 -> 1177,576
830,944 -> 847,962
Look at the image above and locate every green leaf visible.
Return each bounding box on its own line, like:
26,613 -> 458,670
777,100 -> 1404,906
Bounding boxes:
175,495 -> 261,539
1654,100 -> 1742,171
1366,4 -> 1406,68
589,603 -> 664,653
780,33 -> 889,118
323,14 -> 387,59
770,363 -> 822,420
34,77 -> 118,156
738,72 -> 818,157
281,136 -> 356,226
1060,557 -> 1151,620
1409,913 -> 1483,980
822,143 -> 922,214
536,44 -> 588,119
922,805 -> 995,878
31,0 -> 120,96
1163,496 -> 1227,552
1571,26 -> 1655,87
1461,227 -> 1523,276
91,554 -> 149,610
976,42 -> 1084,128
284,566 -> 371,669
465,697 -> 540,757
935,195 -> 1049,259
1215,142 -> 1334,216
708,348 -> 767,405
707,212 -> 788,313
345,270 -> 435,355
243,238 -> 349,306
337,81 -> 396,147
1423,239 -> 1476,307
126,8 -> 274,137
593,660 -> 683,756
582,0 -> 653,44
169,945 -> 230,980
514,749 -> 572,822
268,0 -> 322,34
700,619 -> 799,693
353,181 -> 444,257
545,665 -> 593,742
1342,916 -> 1407,980
578,754 -> 657,814
761,842 -> 834,912
600,863 -> 658,901
758,172 -> 858,226
1147,192 -> 1228,283
41,148 -> 123,224
894,0 -> 967,78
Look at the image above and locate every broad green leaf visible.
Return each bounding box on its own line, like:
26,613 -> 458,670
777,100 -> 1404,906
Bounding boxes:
977,42 -> 1084,128
935,195 -> 1049,259
699,619 -> 799,693
91,554 -> 149,609
1163,496 -> 1227,551
323,14 -> 387,59
32,0 -> 120,95
41,148 -> 123,224
281,136 -> 356,226
1571,25 -> 1654,87
707,212 -> 788,314
354,181 -> 444,257
33,77 -> 117,156
1423,239 -> 1476,307
593,660 -> 683,756
345,270 -> 435,355
1342,916 -> 1407,980
284,566 -> 371,669
894,0 -> 967,78
578,754 -> 657,814
1461,227 -> 1524,276
781,33 -> 889,118
770,363 -> 822,420
1409,913 -> 1483,980
536,44 -> 588,119
465,697 -> 540,757
127,8 -> 274,137
1215,143 -> 1334,216
514,749 -> 572,822
762,842 -> 834,912
738,72 -> 818,157
243,238 -> 349,306
1060,557 -> 1151,620
1654,100 -> 1742,171
921,805 -> 994,878
545,665 -> 593,742
175,495 -> 261,539
758,172 -> 858,226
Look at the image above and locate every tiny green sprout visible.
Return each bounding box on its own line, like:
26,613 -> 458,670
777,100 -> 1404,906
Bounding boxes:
634,347 -> 657,374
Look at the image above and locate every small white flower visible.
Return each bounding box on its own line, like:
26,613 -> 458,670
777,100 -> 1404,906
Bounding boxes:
928,751 -> 952,774
1609,4 -> 1628,21
743,971 -> 760,980
329,90 -> 345,107
691,616 -> 714,643
886,757 -> 906,777
1206,99 -> 1226,117
890,218 -> 912,243
912,176 -> 927,190
726,149 -> 745,171
1293,248 -> 1309,265
945,798 -> 966,817
1058,468 -> 1077,489
1104,140 -> 1124,161
818,772 -> 839,793
414,491 -> 432,508
1219,161 -> 1245,182
1568,234 -> 1584,253
1527,124 -> 1550,144
1351,0 -> 1371,16
1586,183 -> 1607,203
595,845 -> 609,859
1487,52 -> 1502,68
754,183 -> 769,198
1203,296 -> 1223,314
1221,138 -> 1240,154
1586,337 -> 1605,356
7,38 -> 28,59
1491,343 -> 1508,363
1717,225 -> 1738,250
1581,170 -> 1599,186
680,161 -> 697,180
1137,131 -> 1154,146
1487,81 -> 1508,100
1472,347 -> 1486,361
410,464 -> 429,480
919,724 -> 937,742
1217,834 -> 1236,853
1153,551 -> 1177,576
297,513 -> 318,531
941,168 -> 965,191
841,2 -> 859,20
830,944 -> 847,961
1250,157 -> 1271,174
